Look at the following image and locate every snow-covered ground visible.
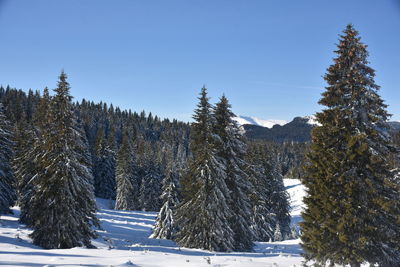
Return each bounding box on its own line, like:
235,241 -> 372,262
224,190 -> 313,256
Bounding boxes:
0,179 -> 305,267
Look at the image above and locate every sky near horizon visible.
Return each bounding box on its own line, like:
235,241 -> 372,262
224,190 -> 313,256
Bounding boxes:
0,0 -> 399,122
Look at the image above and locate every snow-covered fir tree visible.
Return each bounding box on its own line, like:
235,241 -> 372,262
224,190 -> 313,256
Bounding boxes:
139,156 -> 162,211
150,162 -> 180,239
0,103 -> 16,214
175,87 -> 235,252
93,128 -> 116,199
246,142 -> 291,242
13,119 -> 36,224
301,25 -> 400,266
29,72 -> 99,249
265,152 -> 291,240
14,88 -> 51,225
213,95 -> 254,251
273,223 -> 283,242
246,145 -> 275,242
115,129 -> 139,210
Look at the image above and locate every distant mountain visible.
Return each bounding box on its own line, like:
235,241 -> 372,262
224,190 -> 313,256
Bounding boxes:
243,116 -> 315,143
240,116 -> 399,143
233,115 -> 287,129
388,121 -> 400,133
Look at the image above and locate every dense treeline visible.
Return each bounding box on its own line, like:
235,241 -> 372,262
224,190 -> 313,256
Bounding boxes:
0,77 -> 293,250
0,84 -> 191,211
1,24 -> 398,263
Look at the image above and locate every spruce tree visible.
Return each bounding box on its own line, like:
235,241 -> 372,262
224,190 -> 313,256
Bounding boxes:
29,72 -> 99,249
264,151 -> 291,240
15,88 -> 51,225
0,103 -> 16,214
93,128 -> 116,199
150,163 -> 180,239
13,119 -> 36,224
246,145 -> 275,242
139,157 -> 162,211
175,87 -> 234,252
301,25 -> 400,266
213,95 -> 254,251
246,143 -> 291,242
115,129 -> 139,210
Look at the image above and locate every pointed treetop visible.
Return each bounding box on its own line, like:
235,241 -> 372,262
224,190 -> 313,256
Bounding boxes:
55,70 -> 71,97
43,87 -> 50,98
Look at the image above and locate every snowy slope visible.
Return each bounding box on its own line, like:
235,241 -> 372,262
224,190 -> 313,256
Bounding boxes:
284,179 -> 306,229
233,115 -> 287,128
0,181 -> 306,267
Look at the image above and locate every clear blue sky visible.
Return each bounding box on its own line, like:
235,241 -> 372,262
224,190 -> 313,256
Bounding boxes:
0,0 -> 399,122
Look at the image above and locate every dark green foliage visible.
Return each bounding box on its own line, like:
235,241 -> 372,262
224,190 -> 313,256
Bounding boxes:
13,120 -> 36,224
246,141 -> 291,241
29,72 -> 99,249
0,103 -> 16,214
139,156 -> 163,211
175,87 -> 235,252
93,128 -> 116,199
213,95 -> 254,251
301,25 -> 400,266
0,84 -> 191,220
14,88 -> 51,225
115,129 -> 139,210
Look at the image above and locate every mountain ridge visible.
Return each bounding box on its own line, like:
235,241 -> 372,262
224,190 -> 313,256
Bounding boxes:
239,115 -> 400,143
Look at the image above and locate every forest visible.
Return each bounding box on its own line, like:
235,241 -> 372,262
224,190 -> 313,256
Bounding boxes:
1,24 -> 400,266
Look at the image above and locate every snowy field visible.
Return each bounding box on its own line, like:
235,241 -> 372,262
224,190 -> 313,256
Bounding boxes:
0,179 -> 305,267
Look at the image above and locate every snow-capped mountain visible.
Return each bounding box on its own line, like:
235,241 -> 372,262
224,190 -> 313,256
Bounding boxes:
233,115 -> 287,128
302,115 -> 320,126
234,115 -> 320,128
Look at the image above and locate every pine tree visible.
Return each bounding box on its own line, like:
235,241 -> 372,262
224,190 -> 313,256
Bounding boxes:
115,129 -> 139,210
213,95 -> 254,251
175,87 -> 234,252
150,163 -> 180,239
0,103 -> 16,214
301,25 -> 400,266
29,72 -> 99,249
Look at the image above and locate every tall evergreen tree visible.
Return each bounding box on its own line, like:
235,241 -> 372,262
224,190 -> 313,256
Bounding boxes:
13,119 -> 36,224
29,72 -> 99,249
301,25 -> 400,266
93,128 -> 116,199
264,150 -> 291,240
213,95 -> 254,251
246,143 -> 291,242
115,129 -> 139,210
246,145 -> 276,242
150,162 -> 180,239
15,88 -> 51,225
0,103 -> 16,214
139,156 -> 162,211
175,87 -> 234,252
